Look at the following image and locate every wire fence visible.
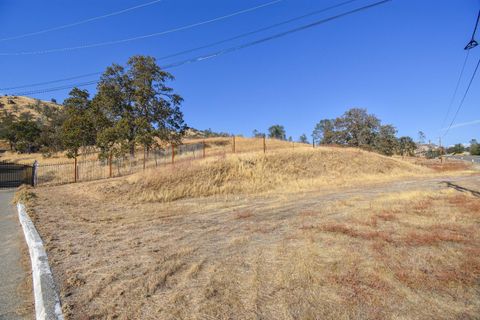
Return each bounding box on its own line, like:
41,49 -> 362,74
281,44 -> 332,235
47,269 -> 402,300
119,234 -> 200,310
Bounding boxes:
35,137 -> 310,186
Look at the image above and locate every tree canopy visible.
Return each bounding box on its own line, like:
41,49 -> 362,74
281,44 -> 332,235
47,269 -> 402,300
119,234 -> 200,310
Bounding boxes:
312,108 -> 415,156
268,125 -> 286,140
0,55 -> 187,158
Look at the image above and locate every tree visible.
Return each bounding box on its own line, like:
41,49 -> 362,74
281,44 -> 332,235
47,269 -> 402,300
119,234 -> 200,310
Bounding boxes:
312,119 -> 335,144
313,109 -> 381,148
470,139 -> 480,155
35,100 -> 67,153
252,129 -> 265,138
417,131 -> 426,144
0,111 -> 17,150
337,108 -> 380,148
268,125 -> 286,140
374,125 -> 398,156
299,134 -> 309,144
447,143 -> 465,155
11,119 -> 41,153
398,136 -> 416,156
61,88 -> 98,159
94,55 -> 187,157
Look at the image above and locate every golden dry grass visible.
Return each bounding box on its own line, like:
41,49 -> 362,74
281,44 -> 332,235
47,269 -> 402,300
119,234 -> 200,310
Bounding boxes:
0,136 -> 296,165
105,147 -> 432,203
29,174 -> 480,319
0,95 -> 59,118
17,143 -> 480,319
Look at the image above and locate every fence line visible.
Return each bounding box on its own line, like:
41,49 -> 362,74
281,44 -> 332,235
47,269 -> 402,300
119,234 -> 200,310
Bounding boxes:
35,138 -> 311,186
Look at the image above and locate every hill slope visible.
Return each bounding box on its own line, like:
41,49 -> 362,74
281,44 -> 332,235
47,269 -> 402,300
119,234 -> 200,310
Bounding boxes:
0,95 -> 60,119
98,147 -> 430,202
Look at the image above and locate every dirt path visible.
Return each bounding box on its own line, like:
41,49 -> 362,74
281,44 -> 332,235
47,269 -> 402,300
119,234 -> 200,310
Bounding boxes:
31,173 -> 480,319
0,189 -> 33,320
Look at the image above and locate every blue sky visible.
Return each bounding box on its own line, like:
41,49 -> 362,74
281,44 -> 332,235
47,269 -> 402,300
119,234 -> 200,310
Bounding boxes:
0,0 -> 479,146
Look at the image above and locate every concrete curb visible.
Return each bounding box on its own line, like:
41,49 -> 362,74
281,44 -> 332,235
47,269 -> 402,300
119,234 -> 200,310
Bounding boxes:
17,203 -> 64,320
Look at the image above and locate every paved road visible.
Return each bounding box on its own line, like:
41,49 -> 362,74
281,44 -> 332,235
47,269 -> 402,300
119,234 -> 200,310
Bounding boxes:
446,155 -> 480,163
0,189 -> 32,320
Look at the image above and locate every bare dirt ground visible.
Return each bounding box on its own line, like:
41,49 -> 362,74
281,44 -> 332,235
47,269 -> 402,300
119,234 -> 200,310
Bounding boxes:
28,172 -> 480,320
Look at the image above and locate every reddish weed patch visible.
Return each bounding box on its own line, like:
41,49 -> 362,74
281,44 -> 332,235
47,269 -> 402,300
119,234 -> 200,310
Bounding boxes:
234,210 -> 253,219
403,229 -> 469,246
376,212 -> 397,221
320,223 -> 392,242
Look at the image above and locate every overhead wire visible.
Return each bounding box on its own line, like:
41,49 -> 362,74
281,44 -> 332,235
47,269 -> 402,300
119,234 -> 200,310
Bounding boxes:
0,0 -> 165,42
9,0 -> 392,96
0,0 -> 363,91
443,56 -> 480,137
442,9 -> 480,137
0,0 -> 283,56
440,50 -> 470,129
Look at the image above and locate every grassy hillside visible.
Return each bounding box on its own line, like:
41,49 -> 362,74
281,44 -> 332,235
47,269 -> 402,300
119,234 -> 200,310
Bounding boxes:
102,147 -> 430,202
28,159 -> 480,319
0,95 -> 60,119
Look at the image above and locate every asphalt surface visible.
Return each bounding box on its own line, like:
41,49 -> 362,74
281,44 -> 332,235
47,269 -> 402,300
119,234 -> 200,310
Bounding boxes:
0,189 -> 31,320
446,155 -> 480,163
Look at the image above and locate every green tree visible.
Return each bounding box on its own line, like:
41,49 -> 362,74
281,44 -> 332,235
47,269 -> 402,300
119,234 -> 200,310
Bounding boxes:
313,109 -> 381,148
299,134 -> 309,144
374,125 -> 398,156
36,102 -> 67,153
447,143 -> 465,155
398,136 -> 416,156
336,108 -> 380,148
0,111 -> 17,150
94,55 -> 187,157
61,88 -> 98,159
11,119 -> 41,153
470,139 -> 480,155
252,129 -> 265,138
312,119 -> 335,144
268,125 -> 286,140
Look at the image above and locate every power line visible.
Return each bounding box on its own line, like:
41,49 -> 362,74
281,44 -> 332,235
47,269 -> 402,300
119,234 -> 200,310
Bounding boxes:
471,10 -> 480,40
1,0 -> 363,91
442,9 -> 480,137
0,0 -> 283,56
465,10 -> 480,50
440,50 -> 470,129
10,0 -> 392,96
443,56 -> 480,137
0,0 -> 165,42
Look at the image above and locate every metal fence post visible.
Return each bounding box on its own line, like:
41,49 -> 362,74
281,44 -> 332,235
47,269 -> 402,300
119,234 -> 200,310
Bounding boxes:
263,136 -> 266,154
143,146 -> 146,170
232,136 -> 236,153
109,153 -> 113,178
171,144 -> 175,164
74,157 -> 77,183
203,140 -> 206,158
32,160 -> 38,187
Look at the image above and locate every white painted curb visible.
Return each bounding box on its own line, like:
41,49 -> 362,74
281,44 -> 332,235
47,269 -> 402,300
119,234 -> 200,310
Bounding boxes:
17,203 -> 64,320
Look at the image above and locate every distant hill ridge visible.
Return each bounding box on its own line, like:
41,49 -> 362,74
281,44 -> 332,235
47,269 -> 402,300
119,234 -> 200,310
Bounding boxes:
0,95 -> 230,138
0,95 -> 61,119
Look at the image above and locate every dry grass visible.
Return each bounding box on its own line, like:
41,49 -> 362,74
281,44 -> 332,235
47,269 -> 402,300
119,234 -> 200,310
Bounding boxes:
408,156 -> 474,172
0,136 -> 298,168
0,95 -> 59,118
21,145 -> 480,319
29,175 -> 480,319
106,147 -> 431,202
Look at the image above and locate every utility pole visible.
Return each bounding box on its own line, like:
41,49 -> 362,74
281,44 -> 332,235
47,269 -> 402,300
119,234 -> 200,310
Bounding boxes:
439,137 -> 444,164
